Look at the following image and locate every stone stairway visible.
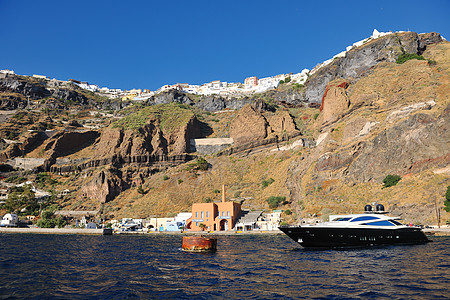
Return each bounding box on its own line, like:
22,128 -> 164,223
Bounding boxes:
234,210 -> 263,230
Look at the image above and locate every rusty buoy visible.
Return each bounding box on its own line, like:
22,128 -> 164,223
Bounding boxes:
182,236 -> 217,252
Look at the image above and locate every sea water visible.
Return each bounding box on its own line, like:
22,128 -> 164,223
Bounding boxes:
0,233 -> 448,299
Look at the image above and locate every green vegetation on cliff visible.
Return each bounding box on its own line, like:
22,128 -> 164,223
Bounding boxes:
266,196 -> 286,209
396,53 -> 426,64
112,103 -> 195,134
382,175 -> 402,188
445,186 -> 450,213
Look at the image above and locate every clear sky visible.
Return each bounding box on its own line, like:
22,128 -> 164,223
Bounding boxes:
0,0 -> 448,91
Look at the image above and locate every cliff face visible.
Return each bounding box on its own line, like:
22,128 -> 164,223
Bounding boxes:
95,106 -> 202,159
93,122 -> 166,159
81,168 -> 127,204
304,32 -> 443,104
0,75 -> 124,111
229,104 -> 269,145
0,94 -> 27,110
346,107 -> 449,182
284,40 -> 450,224
0,75 -> 50,100
149,89 -> 192,106
148,90 -> 255,112
229,104 -> 299,146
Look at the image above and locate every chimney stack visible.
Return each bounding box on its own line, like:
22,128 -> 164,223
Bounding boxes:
222,184 -> 226,203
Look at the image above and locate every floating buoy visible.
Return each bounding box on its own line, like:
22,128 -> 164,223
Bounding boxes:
182,236 -> 217,252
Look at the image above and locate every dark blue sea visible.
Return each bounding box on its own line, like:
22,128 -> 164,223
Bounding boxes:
0,233 -> 449,299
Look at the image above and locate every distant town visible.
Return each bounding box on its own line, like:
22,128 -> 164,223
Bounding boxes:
1,30 -> 396,102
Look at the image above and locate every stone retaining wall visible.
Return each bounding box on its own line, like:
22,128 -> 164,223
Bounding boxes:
190,138 -> 234,154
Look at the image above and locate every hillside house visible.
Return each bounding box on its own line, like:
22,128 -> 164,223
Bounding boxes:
244,76 -> 258,88
33,74 -> 48,80
0,69 -> 15,74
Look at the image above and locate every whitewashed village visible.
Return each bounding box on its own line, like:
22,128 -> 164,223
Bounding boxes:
2,30 -> 393,102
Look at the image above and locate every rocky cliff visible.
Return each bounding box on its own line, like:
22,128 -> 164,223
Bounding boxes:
0,74 -> 123,110
148,90 -> 255,112
229,104 -> 299,146
303,32 -> 443,104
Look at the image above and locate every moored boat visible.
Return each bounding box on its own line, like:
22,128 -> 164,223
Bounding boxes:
103,228 -> 113,235
279,204 -> 430,248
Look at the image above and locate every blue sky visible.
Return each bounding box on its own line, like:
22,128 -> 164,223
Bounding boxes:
0,0 -> 448,90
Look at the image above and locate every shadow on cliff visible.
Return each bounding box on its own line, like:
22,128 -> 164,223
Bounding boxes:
198,120 -> 213,138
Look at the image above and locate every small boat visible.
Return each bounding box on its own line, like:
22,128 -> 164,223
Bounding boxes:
279,204 -> 430,248
102,228 -> 113,235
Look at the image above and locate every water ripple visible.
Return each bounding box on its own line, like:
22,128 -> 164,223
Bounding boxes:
0,233 -> 449,299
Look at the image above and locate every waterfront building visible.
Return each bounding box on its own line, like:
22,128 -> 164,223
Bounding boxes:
0,213 -> 18,227
235,210 -> 263,231
175,212 -> 192,224
165,221 -> 183,231
256,210 -> 283,230
187,185 -> 241,231
144,217 -> 175,231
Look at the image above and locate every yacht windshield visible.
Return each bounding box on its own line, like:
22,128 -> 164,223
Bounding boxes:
364,220 -> 396,226
332,217 -> 352,221
350,216 -> 380,222
390,220 -> 403,225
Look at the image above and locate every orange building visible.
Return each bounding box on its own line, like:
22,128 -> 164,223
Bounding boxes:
187,186 -> 241,231
244,76 -> 258,88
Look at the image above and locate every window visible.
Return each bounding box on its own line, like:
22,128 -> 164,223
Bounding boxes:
227,211 -> 230,216
350,216 -> 380,222
332,217 -> 351,221
206,211 -> 209,218
195,212 -> 198,218
222,211 -> 225,217
201,211 -> 204,218
364,220 -> 395,226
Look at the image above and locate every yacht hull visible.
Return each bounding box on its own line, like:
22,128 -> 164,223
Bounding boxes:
279,226 -> 429,248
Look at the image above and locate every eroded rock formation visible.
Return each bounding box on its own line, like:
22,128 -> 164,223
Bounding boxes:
230,104 -> 300,146
81,168 -> 127,204
230,104 -> 269,145
319,80 -> 350,126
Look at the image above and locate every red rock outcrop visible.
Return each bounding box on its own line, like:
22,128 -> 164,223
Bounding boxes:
319,80 -> 350,126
